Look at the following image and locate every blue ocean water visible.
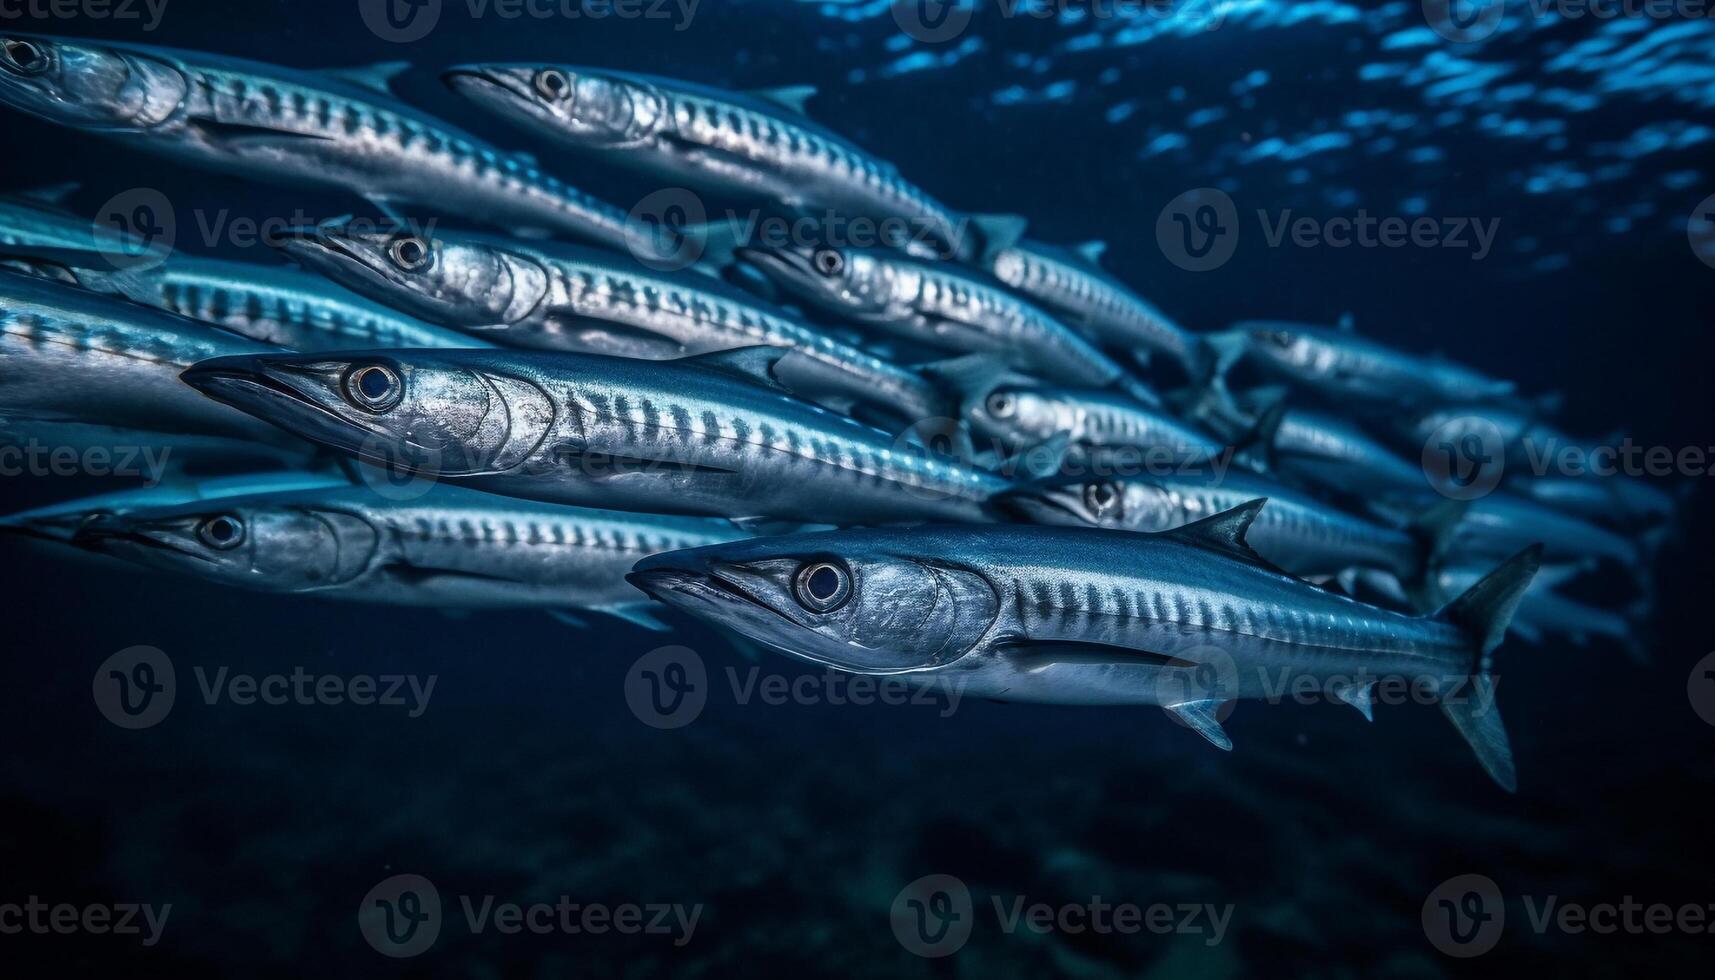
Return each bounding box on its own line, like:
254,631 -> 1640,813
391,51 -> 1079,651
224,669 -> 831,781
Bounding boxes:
1,1 -> 1712,976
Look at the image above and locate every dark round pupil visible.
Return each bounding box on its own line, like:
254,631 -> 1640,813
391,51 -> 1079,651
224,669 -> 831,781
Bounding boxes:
209,518 -> 237,542
7,41 -> 41,68
818,252 -> 838,271
546,74 -> 563,92
989,394 -> 1010,412
397,240 -> 423,263
807,566 -> 841,601
357,368 -> 392,400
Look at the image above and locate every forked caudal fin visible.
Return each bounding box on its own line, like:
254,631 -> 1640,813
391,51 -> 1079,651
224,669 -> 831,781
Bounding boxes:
1433,543 -> 1542,793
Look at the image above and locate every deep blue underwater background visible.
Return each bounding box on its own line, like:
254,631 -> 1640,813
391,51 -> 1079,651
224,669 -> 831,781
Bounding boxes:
3,0 -> 1714,975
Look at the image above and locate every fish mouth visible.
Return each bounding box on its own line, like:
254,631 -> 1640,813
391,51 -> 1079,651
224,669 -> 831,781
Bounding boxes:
992,488 -> 1088,526
442,65 -> 535,107
732,245 -> 808,283
180,355 -> 388,450
72,516 -> 216,564
0,510 -> 106,544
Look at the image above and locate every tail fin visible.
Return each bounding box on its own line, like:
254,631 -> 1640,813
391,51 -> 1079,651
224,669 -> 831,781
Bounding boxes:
1433,544 -> 1542,792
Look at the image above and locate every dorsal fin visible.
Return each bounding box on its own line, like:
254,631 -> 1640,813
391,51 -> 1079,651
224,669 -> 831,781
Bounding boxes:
682,346 -> 793,391
747,85 -> 818,116
1073,240 -> 1108,265
972,213 -> 1029,265
1166,499 -> 1276,568
323,61 -> 412,95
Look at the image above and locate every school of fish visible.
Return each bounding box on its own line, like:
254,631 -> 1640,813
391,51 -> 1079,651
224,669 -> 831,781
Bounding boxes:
1,33 -> 1679,791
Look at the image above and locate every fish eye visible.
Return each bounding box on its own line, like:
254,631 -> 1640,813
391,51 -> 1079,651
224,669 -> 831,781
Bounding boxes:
388,236 -> 432,271
534,69 -> 570,101
985,391 -> 1016,418
197,514 -> 246,550
811,248 -> 845,277
1083,481 -> 1122,518
1,39 -> 49,76
793,561 -> 852,613
344,363 -> 403,412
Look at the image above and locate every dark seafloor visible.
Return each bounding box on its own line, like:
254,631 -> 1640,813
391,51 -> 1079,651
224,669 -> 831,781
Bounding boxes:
2,0 -> 1713,976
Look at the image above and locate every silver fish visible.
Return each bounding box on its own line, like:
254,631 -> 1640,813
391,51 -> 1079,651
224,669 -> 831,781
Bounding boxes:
1446,491 -> 1643,572
629,502 -> 1542,790
0,186 -> 128,251
0,470 -> 349,542
1210,320 -> 1514,407
954,367 -> 1232,478
0,269 -> 301,447
1431,564 -> 1644,662
0,35 -> 653,252
444,65 -> 980,262
180,346 -> 1014,526
980,235 -> 1210,382
735,242 -> 1156,402
1508,475 -> 1677,530
59,483 -> 744,628
1001,470 -> 1462,588
273,225 -> 951,423
2,247 -> 486,351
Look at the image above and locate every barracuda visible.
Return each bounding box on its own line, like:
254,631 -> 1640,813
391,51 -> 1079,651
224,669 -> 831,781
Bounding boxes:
180,346 -> 1014,526
1447,491 -> 1644,572
979,235 -> 1211,383
273,225 -> 950,423
0,247 -> 486,351
1209,320 -> 1514,407
444,64 -> 979,262
951,363 -> 1232,478
0,269 -> 303,447
55,484 -> 744,628
735,242 -> 1158,403
1001,470 -> 1460,589
0,35 -> 652,252
629,503 -> 1542,790
0,187 -> 128,252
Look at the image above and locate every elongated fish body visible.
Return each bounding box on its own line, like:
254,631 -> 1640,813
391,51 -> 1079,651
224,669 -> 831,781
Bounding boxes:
964,380 -> 1226,471
736,243 -> 1142,393
1434,565 -> 1635,654
0,270 -> 299,445
35,254 -> 487,351
1509,475 -> 1677,529
1213,321 -> 1514,407
63,484 -> 745,621
984,238 -> 1209,381
1448,492 -> 1641,570
1005,470 -> 1423,582
274,227 -> 947,422
629,505 -> 1540,789
181,347 -> 1014,526
445,65 -> 974,262
0,193 -> 121,251
0,36 -> 648,252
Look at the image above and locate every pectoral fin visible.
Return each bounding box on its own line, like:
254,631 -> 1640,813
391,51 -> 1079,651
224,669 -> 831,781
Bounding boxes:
1164,700 -> 1233,750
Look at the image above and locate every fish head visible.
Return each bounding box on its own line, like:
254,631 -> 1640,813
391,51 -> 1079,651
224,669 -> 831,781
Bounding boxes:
997,477 -> 1175,530
444,63 -> 666,148
0,35 -> 187,130
274,225 -> 550,329
181,352 -> 555,477
1244,322 -> 1321,372
732,244 -> 891,319
963,382 -> 1063,447
629,531 -> 1000,674
72,500 -> 380,592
